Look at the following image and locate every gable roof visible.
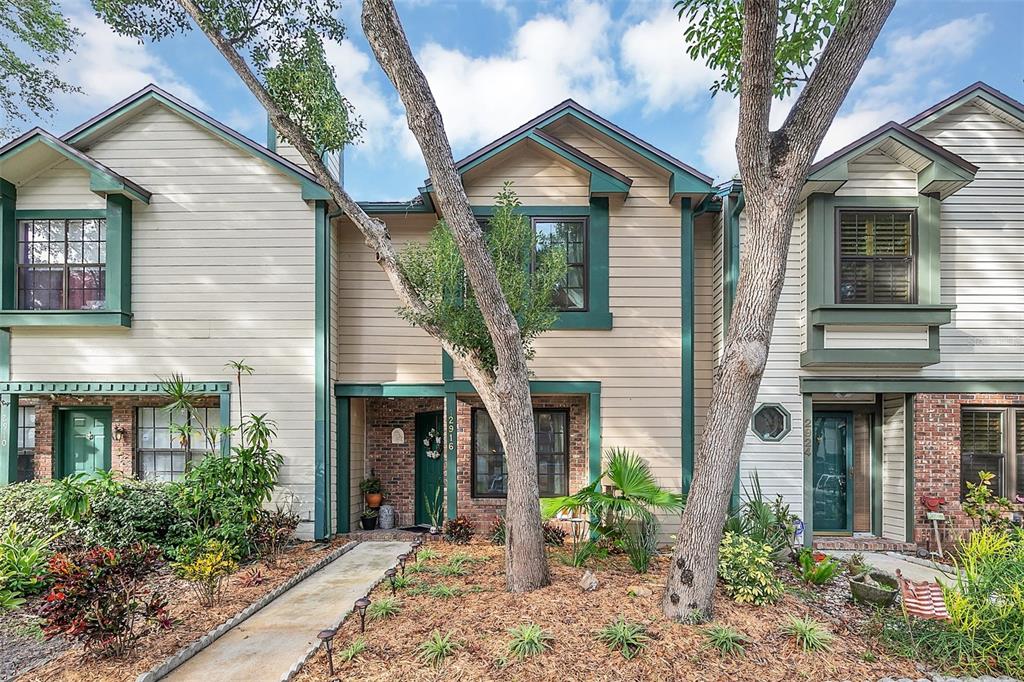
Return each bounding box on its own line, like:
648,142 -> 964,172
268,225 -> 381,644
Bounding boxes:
0,127 -> 152,203
806,120 -> 977,200
904,81 -> 1024,131
62,84 -> 329,200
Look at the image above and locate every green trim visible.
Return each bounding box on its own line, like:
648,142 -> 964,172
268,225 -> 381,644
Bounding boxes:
358,201 -> 434,215
105,195 -> 132,315
335,383 -> 446,398
444,380 -> 600,395
336,397 -> 351,534
871,397 -> 883,536
441,351 -> 454,382
15,210 -> 106,219
680,197 -> 694,494
0,331 -> 9,382
809,304 -> 954,326
800,348 -> 939,367
588,389 -> 602,486
525,131 -> 630,195
0,311 -> 131,327
550,311 -> 613,330
802,394 -> 813,547
218,390 -> 231,456
904,395 -> 915,543
0,381 -> 228,394
800,378 -> 1024,394
445,391 -> 457,519
313,201 -> 330,540
750,403 -> 792,442
0,182 -> 15,312
0,393 -> 16,485
907,88 -> 1024,132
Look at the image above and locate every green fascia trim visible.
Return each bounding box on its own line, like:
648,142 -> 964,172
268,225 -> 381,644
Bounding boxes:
871,397 -> 883,536
358,201 -> 434,215
0,182 -> 15,311
680,197 -> 695,494
0,311 -> 131,327
907,89 -> 1024,132
88,175 -> 150,204
723,193 -> 742,335
806,194 -> 941,310
550,311 -> 613,330
801,377 -> 1024,394
800,348 -> 939,368
0,394 -> 16,485
471,205 -> 591,217
65,92 -> 325,201
336,397 -> 351,533
525,131 -> 630,195
334,383 -> 447,398
693,193 -> 722,215
0,381 -> 229,394
445,380 -> 600,395
809,304 -> 955,326
218,390 -> 231,456
105,195 -> 132,315
917,159 -> 975,193
802,394 -> 813,547
904,394 -> 915,543
313,201 -> 330,540
15,210 -> 106,219
588,389 -> 602,486
445,391 -> 458,519
441,351 -> 454,382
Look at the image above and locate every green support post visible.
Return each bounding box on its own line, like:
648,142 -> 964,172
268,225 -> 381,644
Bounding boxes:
588,389 -> 602,484
336,397 -> 351,534
680,197 -> 695,495
1,394 -> 17,485
445,391 -> 458,520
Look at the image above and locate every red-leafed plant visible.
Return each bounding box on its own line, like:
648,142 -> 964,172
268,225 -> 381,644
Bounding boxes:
41,544 -> 171,657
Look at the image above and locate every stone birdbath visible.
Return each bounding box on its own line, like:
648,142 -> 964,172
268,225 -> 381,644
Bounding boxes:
849,570 -> 899,607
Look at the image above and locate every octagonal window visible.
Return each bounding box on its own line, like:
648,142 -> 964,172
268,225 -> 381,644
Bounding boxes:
751,403 -> 791,442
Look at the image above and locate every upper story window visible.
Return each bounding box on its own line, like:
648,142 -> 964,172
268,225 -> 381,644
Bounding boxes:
17,218 -> 106,311
471,407 -> 569,498
837,210 -> 915,304
960,407 -> 1024,501
534,218 -> 587,311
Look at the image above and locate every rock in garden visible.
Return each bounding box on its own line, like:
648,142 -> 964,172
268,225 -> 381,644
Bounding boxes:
626,585 -> 652,598
579,570 -> 598,592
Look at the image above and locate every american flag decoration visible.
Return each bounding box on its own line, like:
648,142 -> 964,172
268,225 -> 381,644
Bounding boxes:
895,569 -> 950,621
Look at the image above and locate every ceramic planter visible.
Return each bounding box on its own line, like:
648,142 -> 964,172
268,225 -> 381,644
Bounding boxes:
365,492 -> 383,508
360,515 -> 378,531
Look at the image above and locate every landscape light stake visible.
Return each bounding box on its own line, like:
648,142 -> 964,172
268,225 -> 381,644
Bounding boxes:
385,567 -> 398,596
355,597 -> 371,633
398,553 -> 409,577
317,629 -> 337,676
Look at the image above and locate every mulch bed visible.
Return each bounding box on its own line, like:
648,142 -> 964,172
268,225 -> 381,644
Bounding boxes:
294,542 -> 921,682
17,537 -> 351,682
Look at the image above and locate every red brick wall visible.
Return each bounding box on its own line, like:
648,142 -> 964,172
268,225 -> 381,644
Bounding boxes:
454,395 -> 588,530
913,392 -> 1024,546
364,397 -> 444,526
26,395 -> 217,480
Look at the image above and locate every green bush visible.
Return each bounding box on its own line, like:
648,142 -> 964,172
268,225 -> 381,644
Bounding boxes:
718,531 -> 783,605
794,549 -> 841,585
0,523 -> 59,597
172,539 -> 238,606
487,515 -> 567,547
723,472 -> 798,555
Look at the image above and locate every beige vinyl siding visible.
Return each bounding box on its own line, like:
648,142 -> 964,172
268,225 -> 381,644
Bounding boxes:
8,103 -> 320,533
463,141 -> 590,206
824,325 -> 930,349
275,134 -> 310,172
881,394 -> 907,541
329,224 -> 340,534
335,214 -> 442,383
16,159 -> 106,210
835,149 -> 918,197
737,204 -> 807,518
350,398 -> 366,525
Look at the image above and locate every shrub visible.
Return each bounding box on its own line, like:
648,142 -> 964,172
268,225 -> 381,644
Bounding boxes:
41,544 -> 170,657
596,617 -> 649,659
443,516 -> 474,545
172,540 -> 238,606
47,471 -> 125,522
723,472 -> 798,555
488,516 -> 567,547
701,625 -> 748,656
359,477 -> 382,495
620,520 -> 658,574
418,630 -> 460,668
368,596 -> 401,621
794,549 -> 841,585
251,507 -> 298,565
782,616 -> 834,652
962,471 -> 1014,530
506,623 -> 553,661
236,566 -> 265,587
717,532 -> 783,605
0,583 -> 25,611
0,523 -> 59,597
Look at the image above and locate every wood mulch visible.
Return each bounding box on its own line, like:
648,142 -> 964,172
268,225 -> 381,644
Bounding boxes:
293,542 -> 921,682
18,537 -> 351,682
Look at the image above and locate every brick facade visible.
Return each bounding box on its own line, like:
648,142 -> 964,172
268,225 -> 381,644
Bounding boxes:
913,392 -> 1024,547
22,395 -> 218,480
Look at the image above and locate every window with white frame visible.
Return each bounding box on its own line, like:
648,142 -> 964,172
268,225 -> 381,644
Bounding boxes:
136,407 -> 220,482
960,407 -> 1024,501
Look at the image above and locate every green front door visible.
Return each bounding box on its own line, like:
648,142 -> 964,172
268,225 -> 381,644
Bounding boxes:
414,411 -> 444,526
812,411 -> 854,533
61,409 -> 111,476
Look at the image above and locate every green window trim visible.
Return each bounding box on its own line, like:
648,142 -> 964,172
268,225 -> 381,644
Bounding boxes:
1,191 -> 134,328
809,304 -> 954,327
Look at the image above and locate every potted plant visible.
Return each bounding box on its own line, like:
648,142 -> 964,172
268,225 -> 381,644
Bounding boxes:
360,508 -> 379,531
360,477 -> 383,509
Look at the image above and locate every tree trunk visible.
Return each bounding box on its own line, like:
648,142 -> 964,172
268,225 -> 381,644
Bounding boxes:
662,0 -> 895,622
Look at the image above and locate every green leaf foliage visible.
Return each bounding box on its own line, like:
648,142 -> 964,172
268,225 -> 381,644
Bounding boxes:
90,0 -> 361,152
397,183 -> 566,373
717,531 -> 783,606
674,0 -> 846,97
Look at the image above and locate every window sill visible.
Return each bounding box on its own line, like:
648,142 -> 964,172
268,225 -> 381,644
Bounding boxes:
800,348 -> 940,368
550,310 -> 613,330
0,310 -> 132,328
809,304 -> 955,327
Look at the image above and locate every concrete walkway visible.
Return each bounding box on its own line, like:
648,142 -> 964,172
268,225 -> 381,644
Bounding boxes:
824,550 -> 958,584
162,541 -> 411,682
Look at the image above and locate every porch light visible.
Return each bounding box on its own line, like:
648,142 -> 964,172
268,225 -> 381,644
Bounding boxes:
113,426 -> 127,442
317,628 -> 337,676
354,597 -> 371,633
385,567 -> 397,596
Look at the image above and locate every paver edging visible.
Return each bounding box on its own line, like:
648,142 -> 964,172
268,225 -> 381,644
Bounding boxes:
135,541 -> 360,682
281,541 -> 410,681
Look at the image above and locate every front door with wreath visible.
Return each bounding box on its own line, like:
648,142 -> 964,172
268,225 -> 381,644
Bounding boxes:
414,411 -> 444,526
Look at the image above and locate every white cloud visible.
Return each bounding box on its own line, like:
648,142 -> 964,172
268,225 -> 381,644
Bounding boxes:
60,14 -> 204,112
417,1 -> 626,150
620,7 -> 716,112
699,94 -> 797,181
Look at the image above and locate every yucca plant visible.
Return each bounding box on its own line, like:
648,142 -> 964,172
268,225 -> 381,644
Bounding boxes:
418,630 -> 461,668
782,616 -> 834,652
506,623 -> 553,661
701,625 -> 748,656
337,637 -> 367,663
367,596 -> 401,621
596,617 -> 649,659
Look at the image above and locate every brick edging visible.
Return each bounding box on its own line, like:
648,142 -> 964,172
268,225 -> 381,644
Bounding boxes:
280,542 -> 411,681
135,541 -> 359,682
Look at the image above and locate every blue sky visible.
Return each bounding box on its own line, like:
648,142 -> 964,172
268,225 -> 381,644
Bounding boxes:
24,0 -> 1024,200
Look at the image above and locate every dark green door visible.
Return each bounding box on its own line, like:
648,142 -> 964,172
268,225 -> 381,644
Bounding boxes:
61,409 -> 111,476
812,411 -> 854,533
414,411 -> 444,526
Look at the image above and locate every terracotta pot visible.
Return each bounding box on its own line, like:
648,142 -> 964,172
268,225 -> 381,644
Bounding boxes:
365,492 -> 383,508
